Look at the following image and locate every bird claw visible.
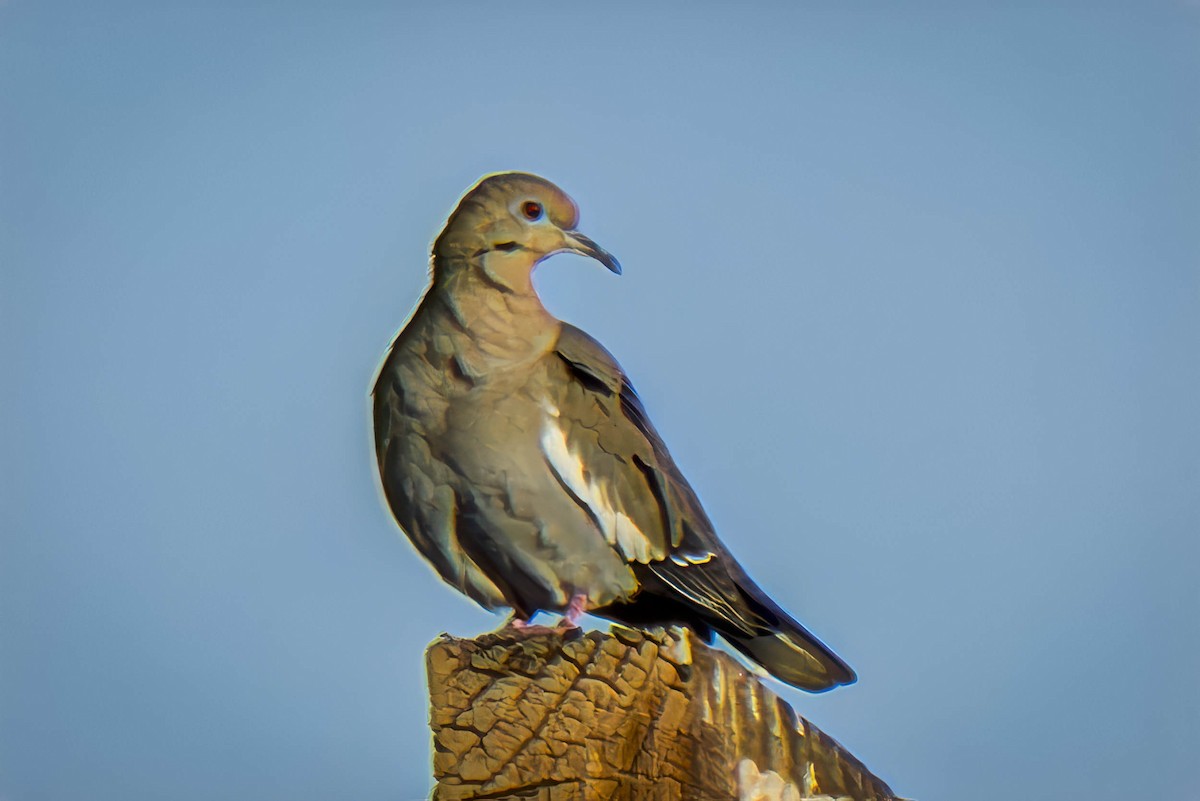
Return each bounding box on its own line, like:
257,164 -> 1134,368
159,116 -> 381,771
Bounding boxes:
502,616 -> 558,636
502,594 -> 589,635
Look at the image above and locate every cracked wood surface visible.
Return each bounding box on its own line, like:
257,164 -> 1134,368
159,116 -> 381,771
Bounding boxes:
427,627 -> 897,801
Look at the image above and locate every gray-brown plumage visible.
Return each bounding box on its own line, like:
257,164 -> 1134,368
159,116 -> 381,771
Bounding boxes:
371,173 -> 855,691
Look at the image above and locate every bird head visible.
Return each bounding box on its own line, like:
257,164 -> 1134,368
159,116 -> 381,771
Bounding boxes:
432,172 -> 620,291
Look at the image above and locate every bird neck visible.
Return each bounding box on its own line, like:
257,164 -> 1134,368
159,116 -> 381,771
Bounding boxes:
428,256 -> 561,371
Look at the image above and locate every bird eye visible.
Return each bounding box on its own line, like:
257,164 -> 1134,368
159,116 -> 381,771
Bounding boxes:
521,201 -> 544,221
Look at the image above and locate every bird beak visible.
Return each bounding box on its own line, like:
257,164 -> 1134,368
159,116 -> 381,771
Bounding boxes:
563,231 -> 622,275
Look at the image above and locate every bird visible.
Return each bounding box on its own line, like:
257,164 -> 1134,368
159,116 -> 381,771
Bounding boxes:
371,172 -> 856,692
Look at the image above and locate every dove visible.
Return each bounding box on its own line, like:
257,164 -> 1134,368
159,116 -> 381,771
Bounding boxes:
371,173 -> 855,691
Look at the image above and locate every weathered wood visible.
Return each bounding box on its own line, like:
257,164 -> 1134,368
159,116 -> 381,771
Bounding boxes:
427,626 -> 897,801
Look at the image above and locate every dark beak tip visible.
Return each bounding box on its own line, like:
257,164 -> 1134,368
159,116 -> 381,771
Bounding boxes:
567,230 -> 622,276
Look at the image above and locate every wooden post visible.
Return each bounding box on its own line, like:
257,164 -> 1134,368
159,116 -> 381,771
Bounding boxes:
426,626 -> 898,801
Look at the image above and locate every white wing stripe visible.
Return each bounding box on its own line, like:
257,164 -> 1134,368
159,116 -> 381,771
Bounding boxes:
540,410 -> 654,564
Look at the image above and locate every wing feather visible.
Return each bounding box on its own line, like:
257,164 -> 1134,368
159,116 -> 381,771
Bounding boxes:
551,325 -> 753,612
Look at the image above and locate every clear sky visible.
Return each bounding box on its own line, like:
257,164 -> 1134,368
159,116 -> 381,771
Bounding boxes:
3,3 -> 1198,800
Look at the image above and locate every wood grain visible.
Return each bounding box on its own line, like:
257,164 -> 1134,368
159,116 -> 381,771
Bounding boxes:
427,627 -> 897,801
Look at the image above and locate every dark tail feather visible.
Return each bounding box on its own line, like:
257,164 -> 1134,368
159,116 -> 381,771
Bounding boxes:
718,588 -> 857,693
595,567 -> 856,693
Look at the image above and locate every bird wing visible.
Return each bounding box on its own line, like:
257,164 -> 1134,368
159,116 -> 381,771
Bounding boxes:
548,323 -> 857,691
548,323 -> 764,632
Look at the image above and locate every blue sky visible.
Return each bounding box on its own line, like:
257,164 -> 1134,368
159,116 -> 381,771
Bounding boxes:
2,3 -> 1198,799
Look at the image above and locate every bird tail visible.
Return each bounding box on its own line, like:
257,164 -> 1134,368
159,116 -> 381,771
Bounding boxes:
717,589 -> 857,693
600,562 -> 857,692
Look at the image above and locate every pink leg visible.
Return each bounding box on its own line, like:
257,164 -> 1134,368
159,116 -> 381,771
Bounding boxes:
556,593 -> 589,630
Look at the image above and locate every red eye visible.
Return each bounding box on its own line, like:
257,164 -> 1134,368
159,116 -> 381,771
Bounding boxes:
521,201 -> 544,221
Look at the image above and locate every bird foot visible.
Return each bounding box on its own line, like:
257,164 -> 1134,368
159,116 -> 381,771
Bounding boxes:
501,594 -> 589,635
504,617 -> 560,636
